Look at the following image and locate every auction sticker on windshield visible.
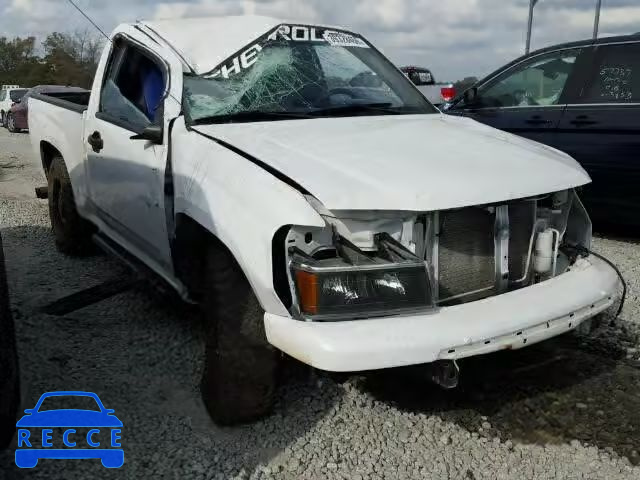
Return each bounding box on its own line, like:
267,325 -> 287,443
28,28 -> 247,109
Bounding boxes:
323,31 -> 369,48
15,391 -> 123,469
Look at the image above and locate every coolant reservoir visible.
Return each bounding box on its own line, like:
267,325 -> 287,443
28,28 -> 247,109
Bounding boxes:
534,229 -> 555,274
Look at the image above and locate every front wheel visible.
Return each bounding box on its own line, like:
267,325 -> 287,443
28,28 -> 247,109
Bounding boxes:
200,244 -> 278,425
47,156 -> 94,255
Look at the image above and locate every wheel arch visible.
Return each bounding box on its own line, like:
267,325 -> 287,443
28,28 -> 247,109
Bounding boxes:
39,141 -> 62,179
171,212 -> 294,316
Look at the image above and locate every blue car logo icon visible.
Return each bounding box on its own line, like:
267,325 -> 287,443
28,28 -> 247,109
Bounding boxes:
15,391 -> 123,468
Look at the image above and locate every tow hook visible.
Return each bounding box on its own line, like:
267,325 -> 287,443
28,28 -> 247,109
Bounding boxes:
430,360 -> 460,389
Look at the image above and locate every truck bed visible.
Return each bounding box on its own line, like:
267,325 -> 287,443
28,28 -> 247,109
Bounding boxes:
30,90 -> 90,114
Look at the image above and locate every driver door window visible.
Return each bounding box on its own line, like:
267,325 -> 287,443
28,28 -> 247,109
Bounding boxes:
478,49 -> 580,108
99,40 -> 165,132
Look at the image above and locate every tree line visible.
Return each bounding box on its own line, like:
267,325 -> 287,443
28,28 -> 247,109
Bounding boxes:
0,29 -> 479,95
0,31 -> 103,89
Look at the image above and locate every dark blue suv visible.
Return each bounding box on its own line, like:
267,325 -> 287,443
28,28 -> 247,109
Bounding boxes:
446,33 -> 640,229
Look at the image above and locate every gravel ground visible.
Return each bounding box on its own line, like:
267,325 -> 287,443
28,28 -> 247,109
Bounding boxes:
0,127 -> 639,479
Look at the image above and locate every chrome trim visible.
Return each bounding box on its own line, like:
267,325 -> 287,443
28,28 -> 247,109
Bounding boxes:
291,259 -> 426,274
473,46 -> 583,95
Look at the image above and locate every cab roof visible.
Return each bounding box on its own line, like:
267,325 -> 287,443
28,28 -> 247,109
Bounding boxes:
138,15 -> 343,75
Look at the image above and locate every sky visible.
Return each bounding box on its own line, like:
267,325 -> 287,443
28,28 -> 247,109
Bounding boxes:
1,0 -> 639,81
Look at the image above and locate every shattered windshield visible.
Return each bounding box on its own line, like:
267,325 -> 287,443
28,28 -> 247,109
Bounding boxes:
183,24 -> 437,124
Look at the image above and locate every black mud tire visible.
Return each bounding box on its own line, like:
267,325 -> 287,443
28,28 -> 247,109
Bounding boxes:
6,113 -> 17,133
47,156 -> 94,255
0,233 -> 19,449
200,244 -> 278,425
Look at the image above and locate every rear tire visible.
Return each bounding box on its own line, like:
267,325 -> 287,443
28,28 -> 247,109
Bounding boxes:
6,113 -> 17,133
200,244 -> 278,425
47,156 -> 94,255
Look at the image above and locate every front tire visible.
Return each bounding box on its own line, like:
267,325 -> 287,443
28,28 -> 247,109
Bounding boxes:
47,156 -> 93,255
200,244 -> 278,425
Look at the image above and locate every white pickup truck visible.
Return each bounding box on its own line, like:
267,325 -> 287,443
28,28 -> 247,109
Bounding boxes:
400,66 -> 455,107
29,15 -> 620,425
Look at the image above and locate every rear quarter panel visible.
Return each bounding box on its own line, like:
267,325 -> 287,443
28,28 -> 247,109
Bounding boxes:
28,98 -> 89,211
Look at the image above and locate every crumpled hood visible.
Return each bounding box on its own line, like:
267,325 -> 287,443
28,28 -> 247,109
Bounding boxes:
193,114 -> 590,211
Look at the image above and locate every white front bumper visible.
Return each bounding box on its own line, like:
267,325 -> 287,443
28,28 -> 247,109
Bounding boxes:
264,255 -> 620,372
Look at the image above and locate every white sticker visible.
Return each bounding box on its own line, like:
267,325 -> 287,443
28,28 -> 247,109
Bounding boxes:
418,72 -> 432,83
323,31 -> 369,48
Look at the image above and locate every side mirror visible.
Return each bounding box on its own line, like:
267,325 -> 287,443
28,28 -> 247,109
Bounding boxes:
130,124 -> 163,144
24,409 -> 34,414
105,409 -> 115,414
463,87 -> 479,106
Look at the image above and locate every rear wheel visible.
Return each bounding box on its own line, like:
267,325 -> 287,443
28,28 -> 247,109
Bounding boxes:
6,113 -> 17,133
47,156 -> 94,255
200,244 -> 278,425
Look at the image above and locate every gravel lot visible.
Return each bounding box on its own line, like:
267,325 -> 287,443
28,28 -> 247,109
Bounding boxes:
0,127 -> 639,479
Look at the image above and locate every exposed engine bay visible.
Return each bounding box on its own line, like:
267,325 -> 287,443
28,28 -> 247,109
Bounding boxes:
285,190 -> 592,320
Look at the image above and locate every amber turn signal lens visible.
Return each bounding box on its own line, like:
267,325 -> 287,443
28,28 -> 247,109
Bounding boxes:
295,270 -> 319,315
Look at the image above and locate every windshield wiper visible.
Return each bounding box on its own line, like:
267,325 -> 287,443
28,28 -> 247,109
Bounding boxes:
309,103 -> 404,117
192,110 -> 313,125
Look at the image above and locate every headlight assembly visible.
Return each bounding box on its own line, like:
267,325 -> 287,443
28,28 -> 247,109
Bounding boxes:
290,233 -> 434,320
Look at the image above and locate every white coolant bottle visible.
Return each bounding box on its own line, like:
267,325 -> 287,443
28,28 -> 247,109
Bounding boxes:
534,229 -> 555,274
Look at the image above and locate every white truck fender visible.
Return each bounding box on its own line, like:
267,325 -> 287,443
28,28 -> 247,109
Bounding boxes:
170,118 -> 325,316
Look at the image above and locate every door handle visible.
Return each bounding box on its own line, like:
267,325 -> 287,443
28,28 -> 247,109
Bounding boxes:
569,115 -> 597,126
88,131 -> 104,153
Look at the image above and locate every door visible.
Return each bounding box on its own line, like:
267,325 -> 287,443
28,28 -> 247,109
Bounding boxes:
448,48 -> 584,146
556,42 -> 640,228
84,37 -> 172,269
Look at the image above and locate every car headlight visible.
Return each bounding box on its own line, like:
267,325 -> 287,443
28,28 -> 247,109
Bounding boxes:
290,233 -> 434,320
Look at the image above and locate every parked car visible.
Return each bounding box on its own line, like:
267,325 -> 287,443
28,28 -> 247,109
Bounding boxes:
446,33 -> 640,229
0,87 -> 28,128
29,16 -> 620,425
0,231 -> 19,449
400,66 -> 455,107
7,85 -> 89,133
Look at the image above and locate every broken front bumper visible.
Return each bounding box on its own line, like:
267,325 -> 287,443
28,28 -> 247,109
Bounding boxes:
264,255 -> 620,372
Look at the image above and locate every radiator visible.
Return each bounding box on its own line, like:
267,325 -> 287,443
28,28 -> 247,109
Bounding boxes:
436,201 -> 536,305
438,207 -> 496,303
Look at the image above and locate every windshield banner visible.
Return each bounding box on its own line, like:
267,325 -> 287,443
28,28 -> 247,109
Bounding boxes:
203,24 -> 371,79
